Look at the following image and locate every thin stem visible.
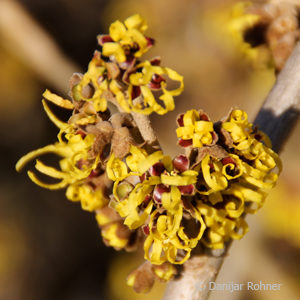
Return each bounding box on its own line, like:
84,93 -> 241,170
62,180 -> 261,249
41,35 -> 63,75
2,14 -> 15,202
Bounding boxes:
254,42 -> 300,152
0,0 -> 78,93
107,95 -> 160,147
130,98 -> 160,147
131,111 -> 160,146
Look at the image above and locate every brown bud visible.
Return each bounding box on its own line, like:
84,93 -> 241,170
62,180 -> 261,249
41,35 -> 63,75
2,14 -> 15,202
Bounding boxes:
127,262 -> 155,293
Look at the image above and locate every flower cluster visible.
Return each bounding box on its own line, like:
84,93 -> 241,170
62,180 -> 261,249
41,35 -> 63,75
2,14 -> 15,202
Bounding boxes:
69,14 -> 183,115
176,109 -> 217,147
177,109 -> 281,248
16,91 -> 107,211
16,14 -> 185,254
107,109 -> 281,268
224,2 -> 266,67
16,13 -> 282,294
15,89 -> 147,251
107,146 -> 205,264
218,1 -> 300,71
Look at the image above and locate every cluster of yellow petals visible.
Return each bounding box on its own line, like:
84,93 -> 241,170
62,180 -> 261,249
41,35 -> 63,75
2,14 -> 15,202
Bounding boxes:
72,56 -> 108,113
107,146 -> 206,265
226,2 -> 261,61
67,183 -> 106,212
115,60 -> 184,115
102,14 -> 149,62
16,14 -> 185,263
196,110 -> 281,249
107,109 -> 281,262
95,207 -> 131,250
176,109 -> 214,147
15,11 -> 282,290
25,15 -> 183,119
212,2 -> 273,68
16,92 -> 107,212
144,206 -> 205,265
69,14 -> 184,115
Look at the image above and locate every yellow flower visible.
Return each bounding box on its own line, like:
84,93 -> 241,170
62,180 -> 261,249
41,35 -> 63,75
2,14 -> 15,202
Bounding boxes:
176,109 -> 214,147
16,95 -> 100,201
226,2 -> 260,45
144,205 -> 206,265
201,155 -> 228,192
107,146 -> 206,264
69,15 -> 184,116
197,202 -> 249,249
72,55 -> 108,112
187,109 -> 281,249
152,263 -> 177,282
101,222 -> 131,249
102,14 -> 150,63
210,2 -> 273,68
16,131 -> 97,190
66,183 -> 107,212
96,206 -> 133,250
127,60 -> 184,115
222,110 -> 281,176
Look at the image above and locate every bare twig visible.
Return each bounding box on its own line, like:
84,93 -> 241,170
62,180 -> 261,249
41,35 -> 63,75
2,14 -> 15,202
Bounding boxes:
130,98 -> 160,147
254,42 -> 300,152
106,94 -> 160,147
163,42 -> 300,300
131,111 -> 159,146
0,0 -> 79,93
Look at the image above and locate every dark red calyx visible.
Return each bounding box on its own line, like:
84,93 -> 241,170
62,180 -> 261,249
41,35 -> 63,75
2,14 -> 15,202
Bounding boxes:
178,184 -> 195,195
76,130 -> 86,138
139,173 -> 147,183
148,74 -> 166,90
98,35 -> 113,45
130,42 -> 140,53
140,194 -> 152,209
153,184 -> 170,204
142,224 -> 150,235
76,159 -> 89,170
173,155 -> 189,172
199,113 -> 209,121
221,157 -> 236,166
119,55 -> 135,69
178,139 -> 193,147
144,194 -> 152,205
149,162 -> 165,176
146,37 -> 155,47
177,114 -> 184,126
150,57 -> 161,66
211,131 -> 218,144
209,163 -> 215,172
131,85 -> 141,99
88,169 -> 99,179
123,45 -> 131,56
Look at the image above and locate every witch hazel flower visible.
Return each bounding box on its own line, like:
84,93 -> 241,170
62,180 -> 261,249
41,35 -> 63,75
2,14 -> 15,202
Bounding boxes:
16,13 -> 282,294
57,14 -> 184,116
176,109 -> 217,148
107,146 -> 206,265
218,1 -> 300,71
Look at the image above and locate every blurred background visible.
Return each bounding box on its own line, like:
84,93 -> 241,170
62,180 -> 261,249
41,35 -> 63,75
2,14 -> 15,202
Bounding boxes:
0,0 -> 300,299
